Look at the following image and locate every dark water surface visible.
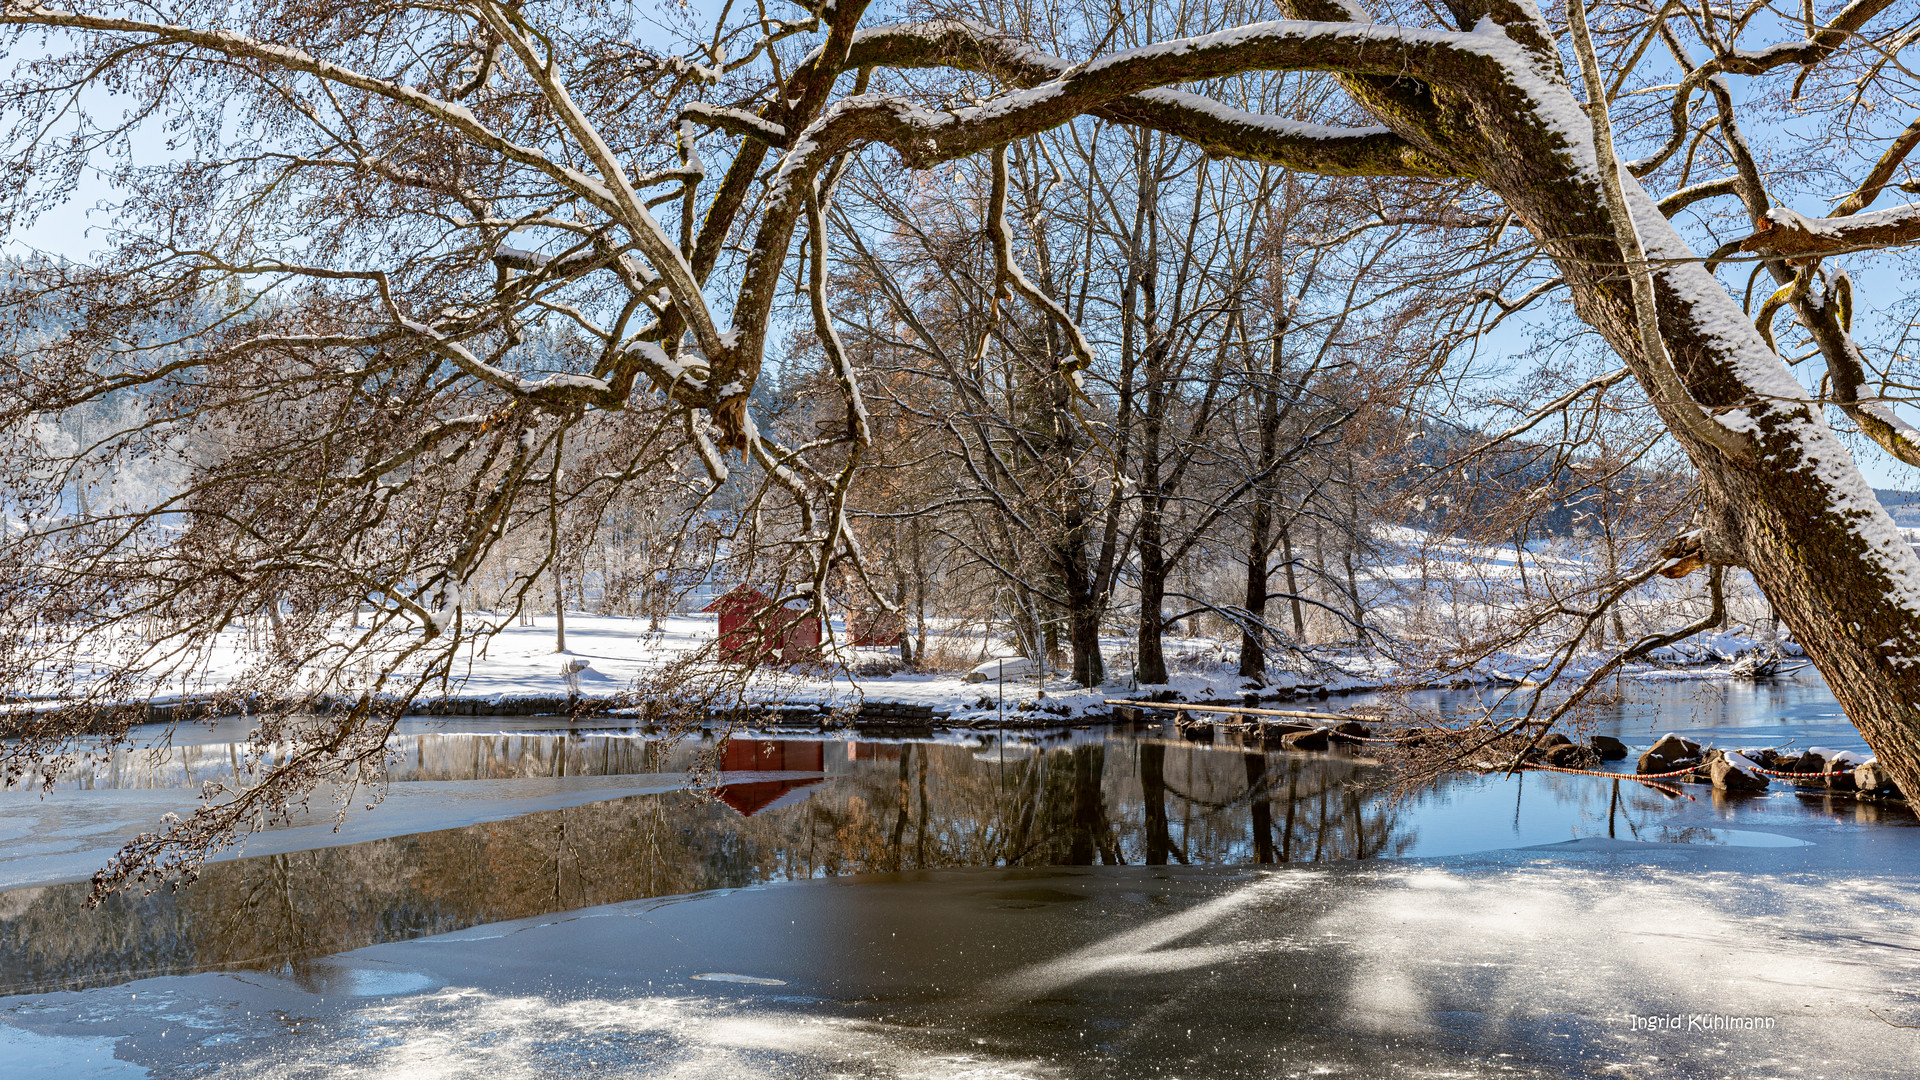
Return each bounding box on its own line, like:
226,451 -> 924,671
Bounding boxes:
4,673 -> 1919,1077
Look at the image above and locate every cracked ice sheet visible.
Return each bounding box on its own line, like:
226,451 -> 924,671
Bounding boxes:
7,862 -> 1920,1078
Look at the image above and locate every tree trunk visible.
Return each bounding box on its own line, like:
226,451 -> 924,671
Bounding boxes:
1066,581 -> 1105,686
1049,375 -> 1105,688
912,522 -> 929,660
1604,525 -> 1627,645
1238,517 -> 1270,679
1180,0 -> 1920,796
1057,469 -> 1106,686
1137,547 -> 1168,685
1343,459 -> 1367,644
1312,526 -> 1329,641
1355,11 -> 1920,797
1344,545 -> 1364,645
1239,334 -> 1286,679
891,529 -> 916,668
1531,187 -> 1920,797
1282,523 -> 1305,640
1136,388 -> 1167,680
1704,465 -> 1920,799
894,580 -> 915,667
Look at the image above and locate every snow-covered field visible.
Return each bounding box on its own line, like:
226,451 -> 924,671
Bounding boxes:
354,613 -> 1251,720
146,607 -> 1788,724
29,521 -> 1806,723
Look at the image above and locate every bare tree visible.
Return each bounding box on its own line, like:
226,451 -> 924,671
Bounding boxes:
10,0 -> 1920,896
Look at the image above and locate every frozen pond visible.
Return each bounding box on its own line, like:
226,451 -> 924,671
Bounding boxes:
3,673 -> 1919,1077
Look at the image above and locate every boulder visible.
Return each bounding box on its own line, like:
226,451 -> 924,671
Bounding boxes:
1638,734 -> 1703,775
1786,751 -> 1825,774
1854,761 -> 1900,796
1589,735 -> 1629,761
1710,752 -> 1770,792
1539,731 -> 1574,748
1542,743 -> 1600,768
1330,720 -> 1373,743
1282,728 -> 1330,751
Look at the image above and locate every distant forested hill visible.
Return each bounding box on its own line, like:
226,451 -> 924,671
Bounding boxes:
1878,490 -> 1920,528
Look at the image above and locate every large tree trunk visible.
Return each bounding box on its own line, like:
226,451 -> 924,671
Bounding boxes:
1239,519 -> 1270,679
1136,371 -> 1170,684
1043,340 -> 1106,688
1526,177 -> 1920,800
1239,335 -> 1287,679
1266,0 -> 1920,798
1065,571 -> 1106,686
1137,534 -> 1169,685
1056,454 -> 1107,687
1490,76 -> 1920,799
1700,460 -> 1920,798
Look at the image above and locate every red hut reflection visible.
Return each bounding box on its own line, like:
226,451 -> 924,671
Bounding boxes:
711,739 -> 827,816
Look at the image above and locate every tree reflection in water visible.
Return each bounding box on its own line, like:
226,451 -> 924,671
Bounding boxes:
0,732 -> 1407,996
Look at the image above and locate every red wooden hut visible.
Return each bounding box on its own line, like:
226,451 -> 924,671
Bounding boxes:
701,585 -> 823,665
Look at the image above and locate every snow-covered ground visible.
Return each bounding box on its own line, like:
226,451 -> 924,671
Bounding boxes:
27,518 -> 1803,724
52,602 -> 1791,726
420,609 -> 1785,719
408,613 -> 1248,720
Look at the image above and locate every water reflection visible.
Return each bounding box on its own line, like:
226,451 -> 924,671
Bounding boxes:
714,739 -> 826,815
9,729 -> 704,791
0,734 -> 1397,996
3,675 -> 1912,1001
8,674 -> 1868,794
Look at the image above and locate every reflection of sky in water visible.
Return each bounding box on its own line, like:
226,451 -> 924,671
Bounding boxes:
1393,772 -> 1820,855
1372,671 -> 1868,751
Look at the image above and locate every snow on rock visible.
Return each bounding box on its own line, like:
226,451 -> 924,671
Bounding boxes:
1808,747 -> 1871,768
